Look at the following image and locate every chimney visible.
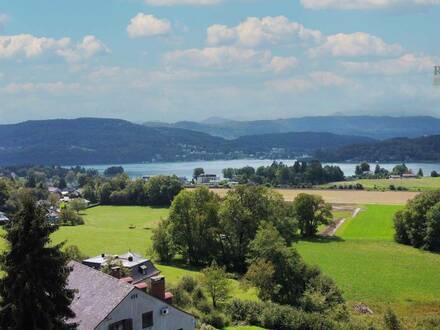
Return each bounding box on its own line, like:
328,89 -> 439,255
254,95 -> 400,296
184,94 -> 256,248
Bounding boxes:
150,276 -> 165,300
111,266 -> 121,279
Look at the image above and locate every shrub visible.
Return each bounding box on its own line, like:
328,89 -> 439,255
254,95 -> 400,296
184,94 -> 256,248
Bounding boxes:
225,299 -> 263,325
168,286 -> 192,308
383,308 -> 401,330
199,311 -> 228,329
179,276 -> 199,293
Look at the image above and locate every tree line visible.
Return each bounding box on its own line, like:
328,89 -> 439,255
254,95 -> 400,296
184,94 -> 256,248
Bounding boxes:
222,160 -> 344,186
394,191 -> 440,252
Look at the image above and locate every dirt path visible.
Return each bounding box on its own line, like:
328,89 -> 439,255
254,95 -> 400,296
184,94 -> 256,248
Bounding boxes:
322,207 -> 362,236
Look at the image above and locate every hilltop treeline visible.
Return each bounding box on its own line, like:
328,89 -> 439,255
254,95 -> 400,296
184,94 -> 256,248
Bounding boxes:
316,135 -> 440,162
222,161 -> 344,186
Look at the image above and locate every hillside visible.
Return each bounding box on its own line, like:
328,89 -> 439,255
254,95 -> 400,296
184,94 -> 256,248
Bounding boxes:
316,135 -> 440,162
0,118 -> 375,166
145,115 -> 440,140
229,132 -> 375,153
0,118 -> 225,165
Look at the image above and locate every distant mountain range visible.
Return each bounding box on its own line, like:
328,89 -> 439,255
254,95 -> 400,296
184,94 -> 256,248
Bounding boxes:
0,118 -> 374,166
144,115 -> 440,140
316,135 -> 440,162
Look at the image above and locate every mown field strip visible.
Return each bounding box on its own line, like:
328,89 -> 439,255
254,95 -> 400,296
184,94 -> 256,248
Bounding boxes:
205,188 -> 419,205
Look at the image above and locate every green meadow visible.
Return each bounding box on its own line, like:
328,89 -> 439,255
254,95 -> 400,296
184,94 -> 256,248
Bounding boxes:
296,204 -> 440,320
2,203 -> 440,322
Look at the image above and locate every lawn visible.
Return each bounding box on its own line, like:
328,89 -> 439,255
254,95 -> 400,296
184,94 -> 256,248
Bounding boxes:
322,177 -> 440,192
296,204 -> 440,315
52,205 -> 168,256
50,205 -> 256,301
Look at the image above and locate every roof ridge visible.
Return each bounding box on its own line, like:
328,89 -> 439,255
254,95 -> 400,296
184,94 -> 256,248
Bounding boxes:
69,261 -> 134,290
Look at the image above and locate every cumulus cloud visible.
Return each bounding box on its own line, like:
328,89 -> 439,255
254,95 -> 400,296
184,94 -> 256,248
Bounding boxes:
144,0 -> 221,6
300,0 -> 440,10
0,34 -> 70,59
267,71 -> 353,92
57,35 -> 109,63
341,53 -> 439,75
164,46 -> 298,74
3,81 -> 82,94
207,16 -> 322,48
269,56 -> 299,74
309,32 -> 402,57
0,34 -> 108,63
127,13 -> 172,38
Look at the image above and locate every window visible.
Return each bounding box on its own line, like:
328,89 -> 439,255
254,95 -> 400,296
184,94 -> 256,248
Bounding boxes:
142,311 -> 154,328
109,319 -> 133,330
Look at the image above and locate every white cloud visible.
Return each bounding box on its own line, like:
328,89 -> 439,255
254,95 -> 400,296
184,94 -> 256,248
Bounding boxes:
3,81 -> 82,94
127,13 -> 172,38
0,34 -> 70,59
300,0 -> 440,10
0,14 -> 9,30
267,71 -> 353,92
309,32 -> 402,57
269,56 -> 299,74
207,16 -> 322,48
144,0 -> 221,6
341,53 -> 439,75
164,46 -> 298,74
57,35 -> 109,63
0,34 -> 108,63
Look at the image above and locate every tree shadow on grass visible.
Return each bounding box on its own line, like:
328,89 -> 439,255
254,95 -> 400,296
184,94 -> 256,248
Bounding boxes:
158,259 -> 203,273
293,235 -> 345,244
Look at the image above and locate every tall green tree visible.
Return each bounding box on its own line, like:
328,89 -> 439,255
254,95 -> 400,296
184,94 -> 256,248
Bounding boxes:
292,193 -> 332,237
0,193 -> 76,330
246,222 -> 344,310
193,167 -> 205,178
168,187 -> 220,265
219,185 -> 296,271
201,262 -> 230,308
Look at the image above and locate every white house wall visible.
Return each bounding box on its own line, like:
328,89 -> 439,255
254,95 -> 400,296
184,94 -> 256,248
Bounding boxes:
96,289 -> 195,330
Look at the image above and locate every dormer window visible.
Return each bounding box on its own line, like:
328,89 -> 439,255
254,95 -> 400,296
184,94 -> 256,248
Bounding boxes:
139,265 -> 147,274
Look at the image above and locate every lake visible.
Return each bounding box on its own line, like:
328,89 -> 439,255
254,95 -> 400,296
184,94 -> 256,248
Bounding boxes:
82,160 -> 440,179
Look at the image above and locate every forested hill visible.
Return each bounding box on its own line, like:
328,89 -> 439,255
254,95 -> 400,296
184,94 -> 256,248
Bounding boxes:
0,118 -> 374,166
0,118 -> 225,165
230,132 -> 374,153
145,115 -> 440,140
316,135 -> 440,162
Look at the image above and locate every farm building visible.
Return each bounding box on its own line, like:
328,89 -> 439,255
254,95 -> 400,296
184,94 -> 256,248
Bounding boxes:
83,252 -> 160,284
67,261 -> 195,330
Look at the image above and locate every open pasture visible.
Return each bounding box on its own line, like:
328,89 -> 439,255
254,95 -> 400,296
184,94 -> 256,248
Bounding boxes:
206,188 -> 419,205
296,204 -> 440,317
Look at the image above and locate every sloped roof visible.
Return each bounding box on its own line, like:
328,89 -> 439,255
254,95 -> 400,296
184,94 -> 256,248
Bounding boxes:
67,261 -> 134,330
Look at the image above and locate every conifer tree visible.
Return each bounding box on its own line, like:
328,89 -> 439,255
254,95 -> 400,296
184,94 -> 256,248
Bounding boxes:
0,193 -> 76,330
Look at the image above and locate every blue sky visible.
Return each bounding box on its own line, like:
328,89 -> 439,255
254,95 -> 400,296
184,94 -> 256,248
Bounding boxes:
0,0 -> 439,124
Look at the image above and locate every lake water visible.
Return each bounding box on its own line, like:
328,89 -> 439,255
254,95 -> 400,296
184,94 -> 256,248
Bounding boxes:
82,160 -> 440,179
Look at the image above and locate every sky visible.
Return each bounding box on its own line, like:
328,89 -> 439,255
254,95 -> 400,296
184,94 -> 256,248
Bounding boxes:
0,0 -> 439,124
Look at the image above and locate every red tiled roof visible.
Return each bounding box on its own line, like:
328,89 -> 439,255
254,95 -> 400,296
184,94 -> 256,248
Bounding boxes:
134,282 -> 148,289
119,277 -> 134,284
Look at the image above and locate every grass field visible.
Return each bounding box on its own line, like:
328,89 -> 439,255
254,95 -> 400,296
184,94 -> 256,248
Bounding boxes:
322,177 -> 440,192
206,188 -> 418,205
296,204 -> 440,318
50,205 -> 256,301
3,203 -> 440,324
